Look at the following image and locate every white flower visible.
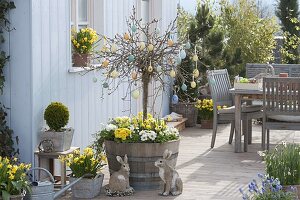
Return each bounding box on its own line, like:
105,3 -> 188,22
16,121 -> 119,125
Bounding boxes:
169,127 -> 179,136
129,125 -> 135,132
148,131 -> 157,141
141,134 -> 147,141
106,124 -> 117,131
139,130 -> 157,141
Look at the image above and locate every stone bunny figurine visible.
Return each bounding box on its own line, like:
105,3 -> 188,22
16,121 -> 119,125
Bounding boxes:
155,149 -> 183,196
106,154 -> 134,196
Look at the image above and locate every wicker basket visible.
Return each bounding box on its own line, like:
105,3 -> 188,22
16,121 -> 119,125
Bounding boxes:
170,102 -> 198,127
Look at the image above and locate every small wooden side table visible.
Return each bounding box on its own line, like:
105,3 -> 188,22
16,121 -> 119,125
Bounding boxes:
34,147 -> 80,187
166,118 -> 188,132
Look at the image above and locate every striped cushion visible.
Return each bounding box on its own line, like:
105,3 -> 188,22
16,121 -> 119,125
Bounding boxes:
218,105 -> 262,114
268,115 -> 300,122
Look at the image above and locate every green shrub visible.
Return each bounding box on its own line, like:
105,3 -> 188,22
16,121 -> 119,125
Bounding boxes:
262,142 -> 300,185
44,102 -> 69,132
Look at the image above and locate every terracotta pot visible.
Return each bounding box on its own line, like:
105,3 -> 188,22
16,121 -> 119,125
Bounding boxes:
72,53 -> 90,67
283,185 -> 300,199
201,119 -> 213,129
279,73 -> 288,77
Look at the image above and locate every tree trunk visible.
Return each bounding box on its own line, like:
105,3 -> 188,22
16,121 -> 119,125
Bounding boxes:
142,73 -> 150,120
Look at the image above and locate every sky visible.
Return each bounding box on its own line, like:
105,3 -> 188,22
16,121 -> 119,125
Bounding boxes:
180,0 -> 276,15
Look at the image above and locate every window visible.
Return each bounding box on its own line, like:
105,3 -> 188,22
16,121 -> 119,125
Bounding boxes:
71,0 -> 93,31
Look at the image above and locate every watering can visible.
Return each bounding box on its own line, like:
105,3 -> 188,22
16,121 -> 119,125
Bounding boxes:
24,167 -> 89,200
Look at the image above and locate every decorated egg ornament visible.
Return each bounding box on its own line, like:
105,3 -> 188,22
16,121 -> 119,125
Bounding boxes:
170,69 -> 176,78
132,90 -> 140,99
181,83 -> 187,91
172,94 -> 179,104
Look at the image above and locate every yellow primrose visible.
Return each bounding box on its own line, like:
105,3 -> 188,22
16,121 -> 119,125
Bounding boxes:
11,165 -> 18,174
74,157 -> 79,163
9,173 -> 14,180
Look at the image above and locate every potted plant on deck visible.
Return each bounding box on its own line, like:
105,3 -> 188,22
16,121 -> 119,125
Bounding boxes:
59,147 -> 106,199
0,157 -> 31,200
40,102 -> 74,152
262,142 -> 300,198
94,112 -> 180,190
71,28 -> 98,67
195,99 -> 213,129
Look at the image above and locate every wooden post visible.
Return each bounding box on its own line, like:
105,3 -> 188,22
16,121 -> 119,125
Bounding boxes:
142,72 -> 150,120
234,94 -> 242,153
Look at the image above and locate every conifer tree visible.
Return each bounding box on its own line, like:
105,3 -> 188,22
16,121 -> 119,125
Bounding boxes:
176,3 -> 224,102
276,0 -> 300,63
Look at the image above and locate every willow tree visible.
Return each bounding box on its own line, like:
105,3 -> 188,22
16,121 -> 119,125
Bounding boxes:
218,0 -> 278,74
89,8 -> 196,120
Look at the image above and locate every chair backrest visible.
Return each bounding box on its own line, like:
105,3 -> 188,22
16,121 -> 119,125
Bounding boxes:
207,69 -> 233,107
263,77 -> 300,115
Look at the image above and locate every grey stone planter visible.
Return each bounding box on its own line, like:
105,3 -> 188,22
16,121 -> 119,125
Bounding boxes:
0,194 -> 24,200
40,128 -> 74,152
70,173 -> 104,199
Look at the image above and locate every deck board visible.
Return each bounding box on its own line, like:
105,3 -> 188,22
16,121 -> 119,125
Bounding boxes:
59,123 -> 300,200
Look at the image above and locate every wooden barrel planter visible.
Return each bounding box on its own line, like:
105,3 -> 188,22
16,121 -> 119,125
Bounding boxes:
104,139 -> 180,190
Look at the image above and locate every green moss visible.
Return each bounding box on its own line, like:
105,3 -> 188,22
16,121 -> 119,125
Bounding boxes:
44,102 -> 69,132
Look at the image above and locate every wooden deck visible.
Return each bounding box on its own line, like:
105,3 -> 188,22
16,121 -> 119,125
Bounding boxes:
60,123 -> 300,200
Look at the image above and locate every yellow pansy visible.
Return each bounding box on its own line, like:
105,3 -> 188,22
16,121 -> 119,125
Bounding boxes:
9,173 -> 14,180
114,128 -> 131,140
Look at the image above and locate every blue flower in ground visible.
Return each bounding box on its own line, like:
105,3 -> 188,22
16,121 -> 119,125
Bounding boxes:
239,173 -> 296,199
239,188 -> 248,200
257,173 -> 264,179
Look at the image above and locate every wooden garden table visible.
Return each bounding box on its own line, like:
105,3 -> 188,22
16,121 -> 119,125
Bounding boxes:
229,88 -> 263,152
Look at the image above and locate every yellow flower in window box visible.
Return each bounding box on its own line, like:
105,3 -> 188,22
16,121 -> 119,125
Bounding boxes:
71,27 -> 98,67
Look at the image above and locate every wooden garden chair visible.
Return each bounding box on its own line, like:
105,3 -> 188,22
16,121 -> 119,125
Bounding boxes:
262,77 -> 300,150
207,69 -> 263,151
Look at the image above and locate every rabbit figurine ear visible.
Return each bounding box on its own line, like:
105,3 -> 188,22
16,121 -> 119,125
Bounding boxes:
116,156 -> 124,164
166,150 -> 172,160
163,149 -> 169,159
124,154 -> 128,163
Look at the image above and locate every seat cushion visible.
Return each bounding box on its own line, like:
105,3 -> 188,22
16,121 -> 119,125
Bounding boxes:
218,105 -> 262,114
268,115 -> 300,122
